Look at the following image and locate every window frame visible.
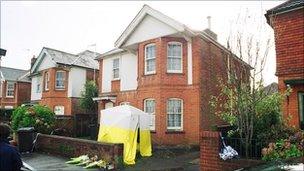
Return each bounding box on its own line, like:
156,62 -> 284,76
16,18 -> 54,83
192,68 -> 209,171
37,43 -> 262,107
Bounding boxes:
112,58 -> 120,80
144,98 -> 156,131
6,82 -> 15,98
120,102 -> 130,105
144,43 -> 156,75
36,77 -> 41,93
167,42 -> 183,73
166,98 -> 183,130
55,70 -> 66,90
44,72 -> 49,91
54,105 -> 65,115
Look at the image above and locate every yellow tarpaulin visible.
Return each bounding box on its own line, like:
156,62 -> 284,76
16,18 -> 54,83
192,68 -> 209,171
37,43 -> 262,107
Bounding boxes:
97,105 -> 152,165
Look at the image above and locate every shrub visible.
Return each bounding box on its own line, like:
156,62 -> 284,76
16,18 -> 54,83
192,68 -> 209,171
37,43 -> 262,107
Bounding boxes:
262,131 -> 304,161
11,105 -> 55,134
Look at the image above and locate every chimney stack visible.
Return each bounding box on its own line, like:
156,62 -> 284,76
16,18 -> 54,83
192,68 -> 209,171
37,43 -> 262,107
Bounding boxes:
207,16 -> 211,30
203,16 -> 218,41
30,55 -> 37,69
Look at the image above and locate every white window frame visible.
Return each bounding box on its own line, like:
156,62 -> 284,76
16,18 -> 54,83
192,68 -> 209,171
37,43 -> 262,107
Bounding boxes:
44,72 -> 49,91
145,44 -> 156,75
144,98 -> 156,131
54,105 -> 65,115
167,98 -> 183,130
55,71 -> 65,90
167,42 -> 183,73
112,58 -> 120,80
36,77 -> 41,93
120,102 -> 130,105
6,82 -> 14,98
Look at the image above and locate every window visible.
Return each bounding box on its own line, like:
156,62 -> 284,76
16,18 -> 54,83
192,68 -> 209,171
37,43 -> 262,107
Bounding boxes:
54,106 -> 64,115
167,42 -> 182,73
167,98 -> 183,130
144,99 -> 156,131
6,82 -> 14,97
55,71 -> 65,90
145,44 -> 156,74
36,77 -> 41,93
44,72 -> 49,90
120,102 -> 130,105
113,58 -> 120,79
299,92 -> 304,130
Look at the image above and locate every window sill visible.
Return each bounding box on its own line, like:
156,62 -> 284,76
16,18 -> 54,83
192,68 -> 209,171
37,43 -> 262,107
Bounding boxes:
144,72 -> 156,76
165,130 -> 185,134
166,71 -> 183,75
112,79 -> 120,81
55,88 -> 65,91
5,96 -> 14,98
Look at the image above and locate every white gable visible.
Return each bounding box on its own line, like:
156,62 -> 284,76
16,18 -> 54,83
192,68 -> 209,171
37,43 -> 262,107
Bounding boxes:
124,15 -> 178,47
37,53 -> 56,72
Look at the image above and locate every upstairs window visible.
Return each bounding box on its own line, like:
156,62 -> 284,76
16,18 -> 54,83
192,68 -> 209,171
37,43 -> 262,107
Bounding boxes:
44,72 -> 49,91
55,71 -> 65,90
113,58 -> 120,79
144,99 -> 156,131
167,42 -> 182,73
145,44 -> 156,75
167,98 -> 183,130
36,77 -> 41,93
6,82 -> 14,97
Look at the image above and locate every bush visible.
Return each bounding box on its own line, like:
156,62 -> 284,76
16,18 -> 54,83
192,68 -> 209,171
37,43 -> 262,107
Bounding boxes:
262,131 -> 304,161
11,105 -> 55,134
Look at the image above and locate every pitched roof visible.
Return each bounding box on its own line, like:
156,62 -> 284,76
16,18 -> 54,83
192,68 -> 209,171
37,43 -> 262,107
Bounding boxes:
31,47 -> 99,74
0,67 -> 30,82
265,0 -> 304,22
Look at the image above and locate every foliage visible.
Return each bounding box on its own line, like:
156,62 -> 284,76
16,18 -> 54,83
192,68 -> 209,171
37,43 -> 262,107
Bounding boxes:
262,131 -> 304,161
11,105 -> 55,134
80,81 -> 98,113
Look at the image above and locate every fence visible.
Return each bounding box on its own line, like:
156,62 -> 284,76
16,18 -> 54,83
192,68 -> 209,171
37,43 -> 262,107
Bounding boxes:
223,137 -> 263,159
53,114 -> 98,138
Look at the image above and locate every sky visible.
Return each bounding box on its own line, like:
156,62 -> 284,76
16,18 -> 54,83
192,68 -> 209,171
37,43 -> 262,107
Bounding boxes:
0,1 -> 283,85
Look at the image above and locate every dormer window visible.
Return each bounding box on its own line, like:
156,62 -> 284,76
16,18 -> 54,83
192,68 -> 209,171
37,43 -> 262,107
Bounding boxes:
55,71 -> 65,90
167,42 -> 182,73
145,44 -> 156,75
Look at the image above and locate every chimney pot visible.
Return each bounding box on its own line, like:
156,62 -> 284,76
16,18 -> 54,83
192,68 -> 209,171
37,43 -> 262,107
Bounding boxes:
207,16 -> 211,30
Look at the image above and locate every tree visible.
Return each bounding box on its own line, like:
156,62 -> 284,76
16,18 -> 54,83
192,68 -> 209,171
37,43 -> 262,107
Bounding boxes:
209,10 -> 285,157
80,81 -> 98,113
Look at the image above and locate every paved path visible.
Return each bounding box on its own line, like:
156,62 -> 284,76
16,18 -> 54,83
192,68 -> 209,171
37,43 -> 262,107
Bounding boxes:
21,153 -> 100,171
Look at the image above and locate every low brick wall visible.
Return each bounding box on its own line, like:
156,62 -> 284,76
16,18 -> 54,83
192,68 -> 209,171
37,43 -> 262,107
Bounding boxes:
200,131 -> 264,171
35,134 -> 123,168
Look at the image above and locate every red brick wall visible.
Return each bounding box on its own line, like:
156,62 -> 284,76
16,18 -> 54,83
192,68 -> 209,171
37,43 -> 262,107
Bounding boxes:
36,134 -> 123,169
0,81 -> 31,108
200,131 -> 264,171
270,8 -> 304,128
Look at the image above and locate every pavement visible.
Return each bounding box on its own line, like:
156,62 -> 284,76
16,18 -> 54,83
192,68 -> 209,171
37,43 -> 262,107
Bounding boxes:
21,149 -> 199,171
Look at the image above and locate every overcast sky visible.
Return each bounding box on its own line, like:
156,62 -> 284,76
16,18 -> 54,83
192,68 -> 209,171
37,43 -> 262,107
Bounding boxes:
1,1 -> 283,85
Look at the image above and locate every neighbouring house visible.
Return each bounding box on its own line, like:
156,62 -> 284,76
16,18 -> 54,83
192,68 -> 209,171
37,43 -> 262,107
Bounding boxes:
0,67 -> 31,109
265,0 -> 304,129
30,47 -> 99,115
94,5 -> 251,145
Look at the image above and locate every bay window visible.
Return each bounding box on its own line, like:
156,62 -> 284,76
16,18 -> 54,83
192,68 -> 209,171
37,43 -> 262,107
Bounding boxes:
167,42 -> 182,73
167,98 -> 183,130
55,71 -> 65,90
145,44 -> 156,74
144,99 -> 156,131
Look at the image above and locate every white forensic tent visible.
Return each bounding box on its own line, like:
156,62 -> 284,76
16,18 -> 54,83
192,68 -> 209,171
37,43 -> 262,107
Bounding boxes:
97,105 -> 152,165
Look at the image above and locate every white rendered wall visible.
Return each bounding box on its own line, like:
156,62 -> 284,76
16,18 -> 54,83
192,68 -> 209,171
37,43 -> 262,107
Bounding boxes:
101,52 -> 138,93
31,75 -> 42,101
68,67 -> 86,97
120,52 -> 138,91
124,15 -> 177,46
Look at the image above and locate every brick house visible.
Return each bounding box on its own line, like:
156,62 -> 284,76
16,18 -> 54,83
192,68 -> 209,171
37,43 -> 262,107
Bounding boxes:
94,5 -> 251,145
30,47 -> 99,115
0,67 -> 31,109
265,0 -> 304,129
